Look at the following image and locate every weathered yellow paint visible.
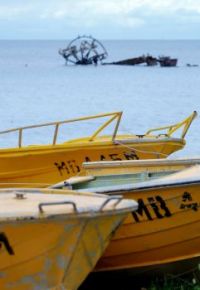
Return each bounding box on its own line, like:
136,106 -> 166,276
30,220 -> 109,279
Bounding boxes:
82,157 -> 200,176
95,183 -> 200,271
0,111 -> 196,187
61,160 -> 200,272
93,168 -> 200,271
0,189 -> 137,289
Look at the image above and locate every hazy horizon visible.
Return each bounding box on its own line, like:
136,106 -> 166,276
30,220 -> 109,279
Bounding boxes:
0,0 -> 200,40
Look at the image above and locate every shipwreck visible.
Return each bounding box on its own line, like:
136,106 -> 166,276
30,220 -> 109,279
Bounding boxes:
59,36 -> 178,67
105,55 -> 178,67
59,35 -> 108,65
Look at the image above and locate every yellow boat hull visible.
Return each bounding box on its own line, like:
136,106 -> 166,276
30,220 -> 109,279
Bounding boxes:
0,219 -> 81,290
0,189 -> 136,289
0,110 -> 196,187
96,182 -> 200,271
0,136 -> 185,187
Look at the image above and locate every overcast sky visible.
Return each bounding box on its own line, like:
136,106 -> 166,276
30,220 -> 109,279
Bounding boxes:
0,0 -> 200,39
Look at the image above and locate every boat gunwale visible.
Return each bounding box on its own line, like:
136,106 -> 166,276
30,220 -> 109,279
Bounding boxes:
82,157 -> 200,169
0,110 -> 195,150
0,189 -> 137,221
76,176 -> 200,194
0,136 -> 186,154
0,206 -> 133,223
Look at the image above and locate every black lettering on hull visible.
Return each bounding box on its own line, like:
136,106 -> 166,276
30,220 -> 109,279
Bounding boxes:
132,195 -> 172,223
132,199 -> 153,222
0,233 -> 14,255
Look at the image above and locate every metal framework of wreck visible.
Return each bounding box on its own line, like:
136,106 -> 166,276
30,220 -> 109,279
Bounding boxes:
59,35 -> 108,65
59,35 -> 178,67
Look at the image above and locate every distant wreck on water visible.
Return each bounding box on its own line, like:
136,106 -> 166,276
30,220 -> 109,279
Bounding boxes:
59,35 -> 108,65
105,55 -> 178,67
59,36 -> 178,67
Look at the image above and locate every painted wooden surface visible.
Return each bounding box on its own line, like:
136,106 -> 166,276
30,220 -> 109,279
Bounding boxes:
0,111 -> 195,188
0,189 -> 137,289
63,163 -> 200,272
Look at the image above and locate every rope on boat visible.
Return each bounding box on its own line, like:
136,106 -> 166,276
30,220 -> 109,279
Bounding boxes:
114,139 -> 168,158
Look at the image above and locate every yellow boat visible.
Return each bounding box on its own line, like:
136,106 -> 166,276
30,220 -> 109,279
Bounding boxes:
0,111 -> 196,187
0,188 -> 137,289
56,162 -> 200,273
81,156 -> 200,176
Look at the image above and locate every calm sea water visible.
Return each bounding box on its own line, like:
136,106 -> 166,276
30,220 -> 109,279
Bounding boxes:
0,40 -> 200,157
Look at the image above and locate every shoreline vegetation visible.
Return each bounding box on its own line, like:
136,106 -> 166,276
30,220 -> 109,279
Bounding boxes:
79,266 -> 200,290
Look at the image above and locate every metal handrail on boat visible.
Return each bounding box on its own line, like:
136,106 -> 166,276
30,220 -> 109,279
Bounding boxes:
99,195 -> 123,211
146,111 -> 197,138
0,111 -> 196,148
38,195 -> 124,214
38,201 -> 78,213
0,112 -> 122,148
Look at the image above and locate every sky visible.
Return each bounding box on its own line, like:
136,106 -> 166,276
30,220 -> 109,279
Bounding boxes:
0,0 -> 200,39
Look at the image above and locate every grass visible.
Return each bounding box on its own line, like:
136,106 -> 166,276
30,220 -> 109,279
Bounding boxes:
147,273 -> 200,290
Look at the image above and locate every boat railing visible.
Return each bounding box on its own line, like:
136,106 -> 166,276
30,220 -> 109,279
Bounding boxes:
38,195 -> 125,214
38,201 -> 78,213
146,111 -> 197,139
99,195 -> 123,211
0,112 -> 122,148
0,111 -> 196,148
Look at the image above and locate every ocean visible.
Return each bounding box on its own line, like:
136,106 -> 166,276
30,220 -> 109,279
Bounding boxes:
0,39 -> 200,156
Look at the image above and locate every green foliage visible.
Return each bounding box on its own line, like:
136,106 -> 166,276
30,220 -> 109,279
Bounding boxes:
147,273 -> 200,290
